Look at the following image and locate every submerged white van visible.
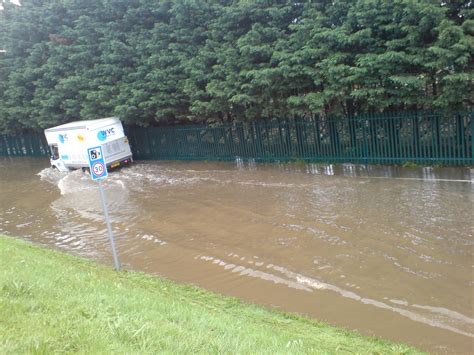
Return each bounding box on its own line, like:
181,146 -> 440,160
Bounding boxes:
44,117 -> 133,172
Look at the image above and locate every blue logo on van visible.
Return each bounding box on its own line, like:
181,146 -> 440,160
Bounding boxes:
97,128 -> 115,142
97,131 -> 107,141
58,134 -> 67,144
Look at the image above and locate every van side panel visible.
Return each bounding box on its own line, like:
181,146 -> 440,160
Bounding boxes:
44,118 -> 133,170
88,122 -> 125,146
57,128 -> 88,166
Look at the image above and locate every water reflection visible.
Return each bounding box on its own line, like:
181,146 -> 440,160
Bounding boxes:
0,157 -> 472,353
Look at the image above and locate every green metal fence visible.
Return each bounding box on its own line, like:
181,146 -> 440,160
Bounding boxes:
127,111 -> 473,165
0,132 -> 50,157
1,111 -> 473,166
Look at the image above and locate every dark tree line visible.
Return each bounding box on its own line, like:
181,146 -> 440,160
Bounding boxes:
0,0 -> 472,132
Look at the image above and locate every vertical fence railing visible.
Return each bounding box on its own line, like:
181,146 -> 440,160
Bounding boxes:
1,111 -> 472,165
0,132 -> 50,157
126,111 -> 472,165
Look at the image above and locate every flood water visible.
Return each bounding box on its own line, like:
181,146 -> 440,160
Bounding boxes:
1,157 -> 473,353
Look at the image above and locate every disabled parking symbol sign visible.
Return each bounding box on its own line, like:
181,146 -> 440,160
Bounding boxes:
87,146 -> 108,180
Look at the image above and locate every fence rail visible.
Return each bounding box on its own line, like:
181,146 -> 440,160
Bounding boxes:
0,132 -> 50,157
127,111 -> 473,165
1,111 -> 473,166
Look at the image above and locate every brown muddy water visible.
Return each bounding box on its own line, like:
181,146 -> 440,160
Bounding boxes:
1,157 -> 473,353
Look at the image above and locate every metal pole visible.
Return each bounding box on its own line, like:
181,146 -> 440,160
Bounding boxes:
98,180 -> 120,271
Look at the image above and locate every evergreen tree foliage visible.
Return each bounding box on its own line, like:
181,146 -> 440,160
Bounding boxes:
0,0 -> 472,132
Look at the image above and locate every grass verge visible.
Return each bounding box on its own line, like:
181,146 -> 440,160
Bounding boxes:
0,236 -> 422,353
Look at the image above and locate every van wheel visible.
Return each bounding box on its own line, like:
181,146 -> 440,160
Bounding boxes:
81,167 -> 90,174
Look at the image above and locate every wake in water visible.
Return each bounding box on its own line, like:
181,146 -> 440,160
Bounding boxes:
38,164 -> 215,196
25,161 -> 473,353
196,253 -> 474,338
38,168 -> 92,195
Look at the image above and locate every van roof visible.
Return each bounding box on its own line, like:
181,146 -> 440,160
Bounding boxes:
44,117 -> 121,133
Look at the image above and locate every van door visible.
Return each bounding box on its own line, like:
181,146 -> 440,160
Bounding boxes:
50,144 -> 59,160
49,144 -> 69,172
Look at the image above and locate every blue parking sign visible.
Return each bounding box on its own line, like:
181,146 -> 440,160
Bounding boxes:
87,146 -> 108,180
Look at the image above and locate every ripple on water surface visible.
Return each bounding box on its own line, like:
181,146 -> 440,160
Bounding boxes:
1,158 -> 472,353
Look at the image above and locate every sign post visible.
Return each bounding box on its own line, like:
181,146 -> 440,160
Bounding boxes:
87,146 -> 120,271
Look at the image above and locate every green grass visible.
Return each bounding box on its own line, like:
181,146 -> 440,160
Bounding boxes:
0,236 -> 422,354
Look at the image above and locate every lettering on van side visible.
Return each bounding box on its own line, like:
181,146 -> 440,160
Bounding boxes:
97,128 -> 116,142
58,134 -> 69,144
